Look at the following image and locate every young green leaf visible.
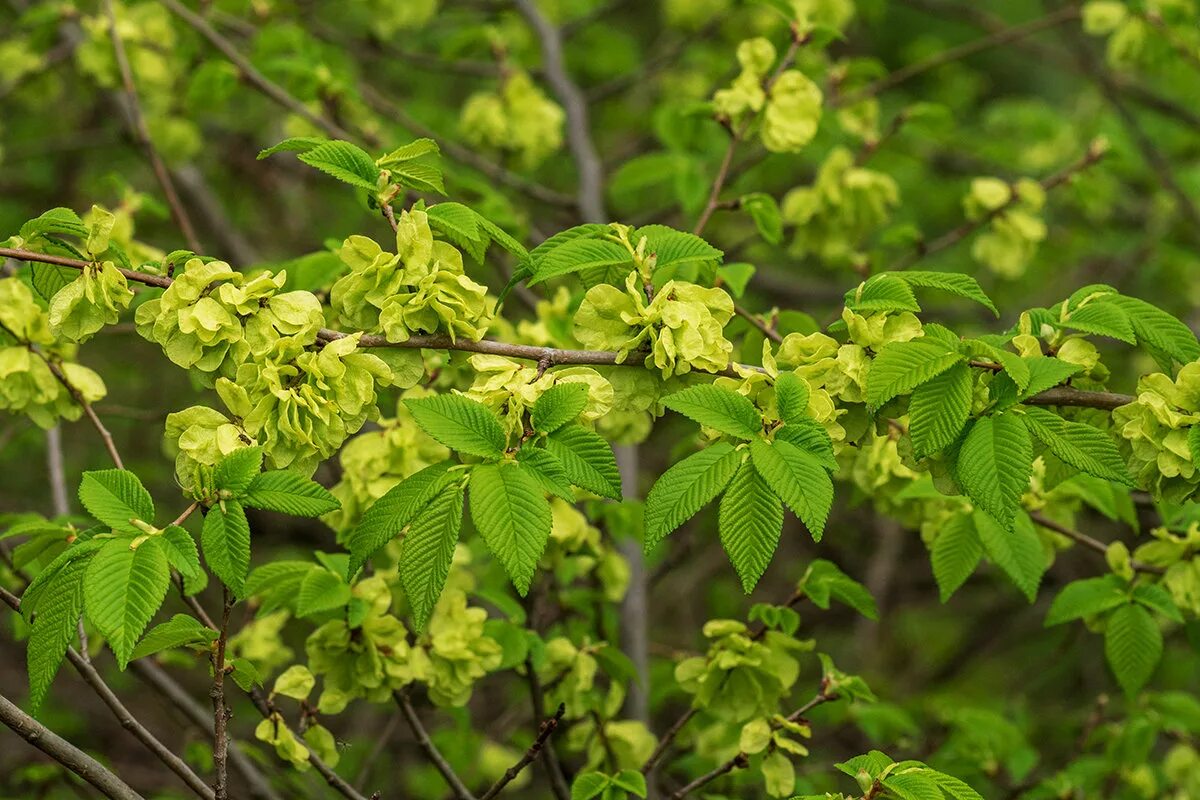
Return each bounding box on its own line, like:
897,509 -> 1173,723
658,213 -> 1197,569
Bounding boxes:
20,539 -> 105,622
346,461 -> 454,578
257,137 -> 326,159
469,463 -> 552,596
243,561 -> 314,614
78,469 -> 154,535
405,394 -> 507,458
129,615 -> 217,661
846,274 -> 920,314
1062,299 -> 1135,343
895,270 -> 998,316
718,460 -> 784,593
661,384 -> 762,439
749,438 -> 834,541
774,372 -> 810,424
866,339 -> 964,411
798,560 -> 878,619
27,557 -> 89,714
201,502 -> 251,597
740,193 -> 783,245
160,525 -> 202,580
1131,583 -> 1184,623
1021,407 -> 1132,485
83,537 -> 171,668
1045,575 -> 1128,626
973,510 -> 1045,602
636,224 -> 724,268
774,418 -> 837,471
516,446 -> 575,502
401,481 -> 464,630
296,140 -> 381,191
532,383 -> 590,433
644,443 -> 742,551
1110,295 -> 1200,364
908,362 -> 972,459
954,413 -> 1033,530
213,446 -> 264,495
931,512 -> 982,602
545,426 -> 622,500
296,569 -> 352,618
529,238 -> 632,285
242,470 -> 340,517
1105,602 -> 1162,695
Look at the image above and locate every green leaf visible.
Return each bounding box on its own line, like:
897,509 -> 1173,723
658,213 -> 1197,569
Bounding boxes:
296,140 -> 381,190
1045,575 -> 1128,626
1063,300 -> 1135,343
928,772 -> 985,800
532,383 -> 589,433
201,502 -> 251,597
20,540 -> 104,622
426,202 -> 485,261
954,413 -> 1033,529
635,224 -> 723,268
908,362 -> 972,459
992,356 -> 1083,410
469,463 -> 552,596
296,569 -> 352,618
644,443 -> 742,551
846,274 -> 920,314
405,394 -> 507,458
740,193 -> 783,244
661,385 -> 762,440
571,773 -> 611,800
78,470 -> 154,535
530,224 -> 608,262
718,460 -> 784,593
931,512 -> 982,602
897,270 -> 998,316
974,510 -> 1046,602
83,537 -> 171,669
529,238 -> 632,285
1132,583 -> 1184,623
229,658 -> 262,691
1105,602 -> 1162,695
516,446 -> 575,502
545,426 -> 622,500
885,771 -> 943,800
392,160 -> 446,195
242,470 -> 341,517
27,557 -> 89,714
611,769 -> 647,797
130,614 -> 216,660
1111,295 -> 1200,364
160,525 -> 202,580
346,461 -> 453,578
750,438 -> 834,541
716,262 -> 756,297
866,340 -> 964,411
213,447 -> 264,495
243,561 -> 314,613
376,138 -> 439,164
257,136 -> 326,159
774,372 -> 810,424
774,418 -> 837,471
799,560 -> 878,619
401,481 -> 464,630
1021,407 -> 1133,485
961,339 -> 1029,390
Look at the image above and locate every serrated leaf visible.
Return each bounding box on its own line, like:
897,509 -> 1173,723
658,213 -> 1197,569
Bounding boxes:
740,193 -> 782,245
377,138 -> 439,164
1105,602 -> 1162,695
346,461 -> 453,578
636,224 -> 724,268
83,537 -> 170,669
1021,407 -> 1132,485
532,383 -> 589,433
201,502 -> 251,597
257,136 -> 326,159
545,426 -> 622,500
719,460 -> 784,593
885,771 -> 943,800
469,463 -> 552,596
32,262 -> 78,301
750,438 -> 834,540
160,525 -> 202,580
644,443 -> 742,551
529,238 -> 633,285
401,481 -> 464,629
928,772 -> 985,800
242,470 -> 341,517
1111,295 -> 1200,364
516,446 -> 575,502
1132,583 -> 1184,623
716,262 -> 755,297
296,140 -> 380,190
974,510 -> 1045,602
866,340 -> 964,411
931,512 -> 982,602
774,418 -> 837,471
530,224 -> 608,261
392,160 -> 445,195
426,202 -> 485,262
229,658 -> 262,691
909,362 -> 972,459
295,569 -> 352,618
78,470 -> 154,535
20,540 -> 104,622
774,372 -> 810,424
571,773 -> 610,800
243,561 -> 314,613
961,340 -> 1029,390
213,447 -> 263,495
27,557 -> 89,714
1063,300 -> 1136,343
847,274 -> 920,314
661,385 -> 762,440
405,395 -> 506,458
896,271 -> 998,316
799,559 -> 878,619
1045,575 -> 1128,626
130,614 -> 216,660
954,413 -> 1033,529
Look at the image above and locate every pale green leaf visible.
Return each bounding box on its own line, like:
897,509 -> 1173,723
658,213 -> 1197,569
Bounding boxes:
661,385 -> 762,439
866,340 -> 963,411
242,470 -> 341,517
644,443 -> 742,551
469,463 -> 552,596
296,140 -> 380,190
750,438 -> 834,541
83,537 -> 171,669
954,413 -> 1033,529
201,502 -> 251,597
405,394 -> 506,458
719,461 -> 784,593
401,481 -> 464,630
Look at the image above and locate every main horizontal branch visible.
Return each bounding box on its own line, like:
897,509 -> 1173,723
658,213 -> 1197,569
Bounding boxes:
0,247 -> 1136,409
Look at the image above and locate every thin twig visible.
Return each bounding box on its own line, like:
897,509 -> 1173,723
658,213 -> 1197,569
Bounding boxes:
1029,512 -> 1163,574
104,0 -> 202,254
641,707 -> 697,774
394,689 -> 476,800
479,704 -> 566,800
210,586 -> 234,800
0,691 -> 145,800
524,658 -> 571,800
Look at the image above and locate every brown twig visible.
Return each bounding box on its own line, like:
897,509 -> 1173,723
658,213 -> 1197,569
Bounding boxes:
1029,512 -> 1163,574
523,658 -> 571,800
394,689 -> 476,800
210,586 -> 234,800
103,0 -> 202,254
478,704 -> 566,800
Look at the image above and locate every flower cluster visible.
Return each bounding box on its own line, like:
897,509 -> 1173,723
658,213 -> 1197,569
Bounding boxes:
1113,363 -> 1200,502
464,354 -> 612,439
48,260 -> 133,343
330,210 -> 493,343
458,70 -> 565,168
573,271 -> 735,378
964,177 -> 1047,278
712,37 -> 823,154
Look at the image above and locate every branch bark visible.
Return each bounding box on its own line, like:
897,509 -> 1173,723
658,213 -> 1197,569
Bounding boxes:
394,689 -> 476,800
478,703 -> 566,800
